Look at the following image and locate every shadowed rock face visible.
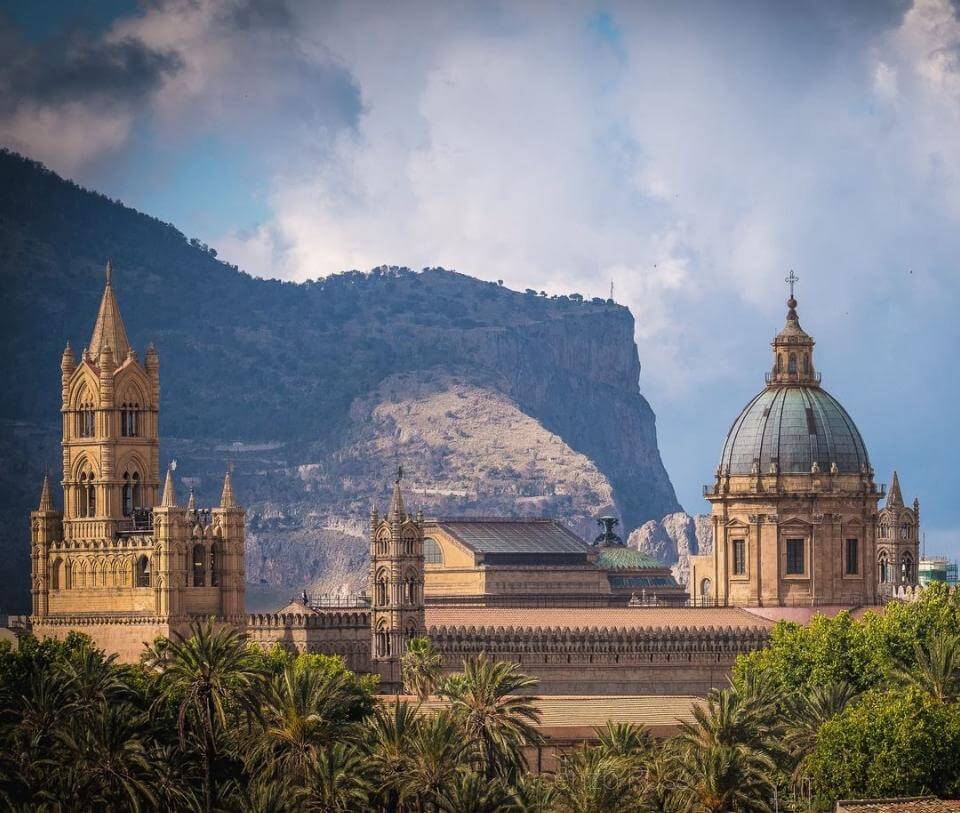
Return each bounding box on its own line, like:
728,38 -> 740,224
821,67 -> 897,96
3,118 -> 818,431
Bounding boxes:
0,150 -> 680,609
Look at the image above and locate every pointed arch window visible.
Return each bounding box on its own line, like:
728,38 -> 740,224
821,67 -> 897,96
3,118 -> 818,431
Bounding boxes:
901,552 -> 915,584
788,353 -> 797,374
803,353 -> 810,374
77,400 -> 95,437
50,557 -> 64,590
375,570 -> 388,605
210,542 -> 220,587
192,544 -> 206,587
136,555 -> 151,587
122,471 -> 142,517
79,471 -> 96,517
121,403 -> 140,437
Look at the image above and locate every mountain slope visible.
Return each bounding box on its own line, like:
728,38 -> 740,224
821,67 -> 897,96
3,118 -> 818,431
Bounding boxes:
0,150 -> 680,611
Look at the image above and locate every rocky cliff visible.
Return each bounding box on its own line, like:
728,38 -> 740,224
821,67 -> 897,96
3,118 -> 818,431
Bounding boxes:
629,512 -> 713,586
0,151 -> 680,611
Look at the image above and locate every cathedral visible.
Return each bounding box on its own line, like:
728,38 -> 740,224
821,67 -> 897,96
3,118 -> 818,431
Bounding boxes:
688,277 -> 920,607
29,266 -> 920,694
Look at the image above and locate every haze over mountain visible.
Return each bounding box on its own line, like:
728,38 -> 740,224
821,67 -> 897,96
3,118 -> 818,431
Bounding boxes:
0,151 -> 681,611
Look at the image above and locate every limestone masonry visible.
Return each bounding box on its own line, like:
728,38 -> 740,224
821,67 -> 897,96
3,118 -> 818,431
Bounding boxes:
28,266 -> 920,693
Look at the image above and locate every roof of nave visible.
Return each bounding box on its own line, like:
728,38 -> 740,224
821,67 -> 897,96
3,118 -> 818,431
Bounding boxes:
424,606 -> 773,631
411,694 -> 701,733
430,518 -> 589,555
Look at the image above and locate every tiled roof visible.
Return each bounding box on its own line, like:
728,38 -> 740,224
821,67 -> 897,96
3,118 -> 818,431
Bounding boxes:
411,694 -> 701,732
836,798 -> 960,813
595,546 -> 664,571
434,518 -> 589,555
425,606 -> 773,631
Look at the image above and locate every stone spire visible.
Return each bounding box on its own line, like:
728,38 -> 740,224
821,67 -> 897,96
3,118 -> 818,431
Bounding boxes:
220,470 -> 236,508
388,465 -> 406,522
161,465 -> 177,507
38,474 -> 53,511
186,488 -> 196,512
89,261 -> 131,363
887,471 -> 903,507
769,271 -> 817,386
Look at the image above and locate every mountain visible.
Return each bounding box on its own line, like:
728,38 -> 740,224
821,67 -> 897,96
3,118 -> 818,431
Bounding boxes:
0,150 -> 680,612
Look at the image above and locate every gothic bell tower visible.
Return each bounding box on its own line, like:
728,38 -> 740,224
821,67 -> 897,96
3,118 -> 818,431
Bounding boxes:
369,468 -> 425,690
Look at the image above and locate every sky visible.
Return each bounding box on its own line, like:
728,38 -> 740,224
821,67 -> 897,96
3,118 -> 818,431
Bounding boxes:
2,0 -> 959,557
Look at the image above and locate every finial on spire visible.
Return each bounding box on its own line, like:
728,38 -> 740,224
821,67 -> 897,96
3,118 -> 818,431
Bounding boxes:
106,260 -> 113,285
161,464 -> 177,507
38,474 -> 53,511
785,269 -> 798,298
388,467 -> 406,521
396,464 -> 403,484
220,468 -> 236,508
887,470 -> 904,507
187,488 -> 196,512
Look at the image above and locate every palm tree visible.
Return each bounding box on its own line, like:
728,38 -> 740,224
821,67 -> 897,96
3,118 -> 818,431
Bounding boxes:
249,663 -> 360,784
364,698 -> 422,811
553,746 -> 635,813
679,688 -> 778,755
783,682 -> 858,784
400,708 -> 472,810
672,742 -> 774,813
595,720 -> 654,762
511,774 -> 555,813
402,637 -> 444,701
148,619 -> 265,813
51,700 -> 158,812
446,654 -> 542,781
303,743 -> 372,813
435,768 -> 514,813
892,631 -> 960,702
59,642 -> 129,708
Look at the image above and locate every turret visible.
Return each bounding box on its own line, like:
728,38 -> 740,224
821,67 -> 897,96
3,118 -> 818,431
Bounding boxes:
161,465 -> 177,507
769,272 -> 818,386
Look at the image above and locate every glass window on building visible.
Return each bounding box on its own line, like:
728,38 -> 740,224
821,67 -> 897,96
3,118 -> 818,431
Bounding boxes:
732,539 -> 746,575
845,538 -> 858,575
786,538 -> 805,575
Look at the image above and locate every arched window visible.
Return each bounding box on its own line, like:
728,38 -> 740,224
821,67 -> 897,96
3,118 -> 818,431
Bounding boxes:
122,472 -> 132,517
136,555 -> 150,587
192,544 -> 206,587
120,403 -> 141,437
777,354 -> 783,372
375,534 -> 388,556
79,471 -> 96,517
376,570 -> 388,605
50,557 -> 63,590
788,353 -> 797,374
402,532 -> 416,556
900,524 -> 910,540
77,399 -> 95,437
424,537 -> 443,565
700,578 -> 712,605
376,622 -> 390,657
210,543 -> 219,587
901,552 -> 915,584
803,353 -> 809,374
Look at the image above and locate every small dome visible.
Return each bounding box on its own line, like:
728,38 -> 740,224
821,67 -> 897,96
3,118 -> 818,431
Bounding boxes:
720,386 -> 869,476
596,547 -> 663,571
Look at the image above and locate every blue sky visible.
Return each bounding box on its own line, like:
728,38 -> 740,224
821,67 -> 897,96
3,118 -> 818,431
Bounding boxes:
2,0 -> 959,557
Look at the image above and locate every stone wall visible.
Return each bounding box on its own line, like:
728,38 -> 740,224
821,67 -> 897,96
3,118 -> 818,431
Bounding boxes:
247,609 -> 371,673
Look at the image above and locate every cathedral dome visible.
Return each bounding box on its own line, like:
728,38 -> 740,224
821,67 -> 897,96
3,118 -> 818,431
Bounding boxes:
719,385 -> 869,475
719,279 -> 870,477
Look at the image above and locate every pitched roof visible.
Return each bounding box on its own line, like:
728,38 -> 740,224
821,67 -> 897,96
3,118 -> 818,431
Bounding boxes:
836,799 -> 960,813
433,518 -> 589,555
89,262 -> 131,361
425,606 -> 773,631
412,694 -> 701,734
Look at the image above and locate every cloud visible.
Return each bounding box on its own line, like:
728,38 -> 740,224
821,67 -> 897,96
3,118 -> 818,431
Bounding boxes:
0,18 -> 180,172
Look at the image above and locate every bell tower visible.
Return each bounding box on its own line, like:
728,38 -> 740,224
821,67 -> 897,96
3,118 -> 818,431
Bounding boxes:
61,261 -> 161,536
30,263 -> 247,661
369,468 -> 425,691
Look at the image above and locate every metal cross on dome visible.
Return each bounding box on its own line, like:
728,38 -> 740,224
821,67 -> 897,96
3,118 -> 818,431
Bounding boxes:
785,270 -> 799,298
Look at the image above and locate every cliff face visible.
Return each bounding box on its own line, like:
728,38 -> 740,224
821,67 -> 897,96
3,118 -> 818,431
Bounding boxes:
629,512 -> 714,587
0,151 -> 680,611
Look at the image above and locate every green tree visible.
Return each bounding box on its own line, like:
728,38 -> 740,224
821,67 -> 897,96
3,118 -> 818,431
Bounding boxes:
446,654 -> 542,782
303,742 -> 372,812
807,686 -> 960,802
402,636 -> 443,701
553,746 -> 636,813
146,620 -> 265,812
672,742 -> 775,813
363,698 -> 421,811
400,708 -> 470,810
891,630 -> 960,702
783,682 -> 858,787
435,768 -> 514,813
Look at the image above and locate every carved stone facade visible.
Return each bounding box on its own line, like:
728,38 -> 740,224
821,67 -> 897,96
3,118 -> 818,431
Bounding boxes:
29,264 -> 245,660
689,287 -> 919,607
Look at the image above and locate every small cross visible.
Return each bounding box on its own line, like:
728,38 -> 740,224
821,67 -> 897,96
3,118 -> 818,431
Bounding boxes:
785,270 -> 799,298
396,464 -> 403,483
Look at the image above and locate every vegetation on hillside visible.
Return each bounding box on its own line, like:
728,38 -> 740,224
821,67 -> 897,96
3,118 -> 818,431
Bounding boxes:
2,586 -> 959,811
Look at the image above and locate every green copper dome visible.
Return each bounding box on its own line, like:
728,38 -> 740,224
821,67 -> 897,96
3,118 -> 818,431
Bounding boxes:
596,546 -> 663,571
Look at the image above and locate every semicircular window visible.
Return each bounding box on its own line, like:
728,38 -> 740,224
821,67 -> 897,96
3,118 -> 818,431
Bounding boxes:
423,537 -> 443,565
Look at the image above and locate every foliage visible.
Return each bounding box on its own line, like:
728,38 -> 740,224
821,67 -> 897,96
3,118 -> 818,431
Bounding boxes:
2,589 -> 960,811
402,635 -> 443,700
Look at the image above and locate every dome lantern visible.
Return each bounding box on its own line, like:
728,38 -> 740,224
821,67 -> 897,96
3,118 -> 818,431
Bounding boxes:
768,271 -> 818,387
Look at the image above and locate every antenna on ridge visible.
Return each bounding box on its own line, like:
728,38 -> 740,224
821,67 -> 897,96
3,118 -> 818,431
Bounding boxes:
609,280 -> 614,301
